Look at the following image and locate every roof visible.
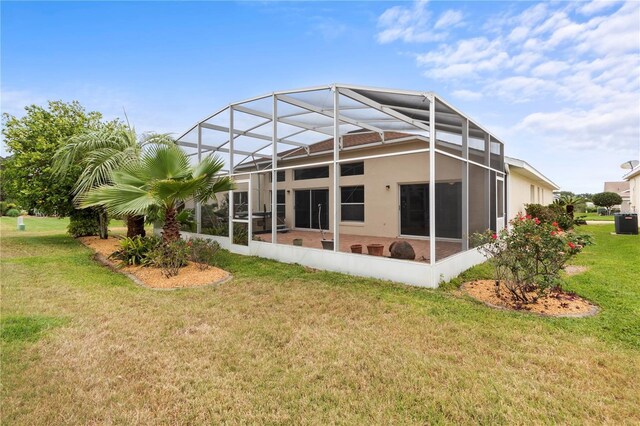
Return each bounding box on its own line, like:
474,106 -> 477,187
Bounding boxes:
604,181 -> 630,194
623,165 -> 640,180
505,156 -> 560,190
175,83 -> 505,172
280,131 -> 411,158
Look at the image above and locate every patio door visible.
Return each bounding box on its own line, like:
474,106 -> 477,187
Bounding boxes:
400,184 -> 429,236
400,183 -> 462,238
294,189 -> 329,230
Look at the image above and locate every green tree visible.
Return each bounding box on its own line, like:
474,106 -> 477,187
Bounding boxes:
559,194 -> 586,218
592,192 -> 622,214
81,144 -> 234,243
1,101 -> 103,217
53,124 -> 173,238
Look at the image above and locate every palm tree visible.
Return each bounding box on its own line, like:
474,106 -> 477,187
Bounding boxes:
559,194 -> 586,218
80,144 -> 233,243
53,124 -> 173,238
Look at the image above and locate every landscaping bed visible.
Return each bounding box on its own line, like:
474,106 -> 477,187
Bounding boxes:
79,236 -> 230,289
462,280 -> 598,317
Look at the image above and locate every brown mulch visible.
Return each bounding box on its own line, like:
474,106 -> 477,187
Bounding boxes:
462,280 -> 598,317
78,236 -> 231,290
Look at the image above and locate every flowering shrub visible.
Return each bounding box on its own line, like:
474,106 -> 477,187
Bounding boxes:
473,214 -> 592,303
187,238 -> 220,270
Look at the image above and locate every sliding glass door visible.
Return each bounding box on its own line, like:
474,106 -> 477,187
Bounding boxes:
294,189 -> 329,230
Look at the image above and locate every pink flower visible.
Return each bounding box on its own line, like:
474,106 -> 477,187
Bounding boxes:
568,242 -> 576,249
534,218 -> 540,225
491,233 -> 498,240
551,231 -> 557,236
552,222 -> 558,227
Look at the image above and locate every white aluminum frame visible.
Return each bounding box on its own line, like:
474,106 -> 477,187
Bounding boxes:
175,84 -> 507,288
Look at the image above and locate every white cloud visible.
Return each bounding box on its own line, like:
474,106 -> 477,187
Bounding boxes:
378,0 -> 640,191
434,10 -> 464,30
376,1 -> 461,44
451,89 -> 482,101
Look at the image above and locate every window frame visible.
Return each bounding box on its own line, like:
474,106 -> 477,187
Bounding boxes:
340,185 -> 365,222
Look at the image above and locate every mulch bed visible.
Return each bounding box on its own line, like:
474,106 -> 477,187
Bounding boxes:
79,236 -> 231,290
462,280 -> 598,317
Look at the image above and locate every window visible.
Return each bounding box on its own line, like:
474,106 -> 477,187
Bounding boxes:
270,190 -> 286,220
341,186 -> 364,222
294,166 -> 329,180
233,192 -> 248,215
268,170 -> 285,182
530,185 -> 535,203
340,162 -> 364,176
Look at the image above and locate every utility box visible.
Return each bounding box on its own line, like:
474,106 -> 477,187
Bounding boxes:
614,213 -> 638,235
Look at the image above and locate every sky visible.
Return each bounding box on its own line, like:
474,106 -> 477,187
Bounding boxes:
1,0 -> 639,193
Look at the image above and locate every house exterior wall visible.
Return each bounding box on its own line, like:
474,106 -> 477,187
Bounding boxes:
506,168 -> 554,222
628,173 -> 640,213
243,140 -> 469,238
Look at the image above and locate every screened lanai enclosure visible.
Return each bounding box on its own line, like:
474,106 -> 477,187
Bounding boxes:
174,84 -> 505,287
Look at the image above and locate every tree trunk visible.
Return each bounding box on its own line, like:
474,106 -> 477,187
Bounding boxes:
98,208 -> 109,239
566,204 -> 575,219
162,206 -> 181,243
126,215 -> 146,238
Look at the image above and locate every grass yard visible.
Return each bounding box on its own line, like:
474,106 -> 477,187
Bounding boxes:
1,217 -> 639,424
579,213 -> 615,221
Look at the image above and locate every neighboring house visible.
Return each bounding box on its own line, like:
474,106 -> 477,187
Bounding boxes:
623,166 -> 640,213
174,84 -> 553,287
504,156 -> 559,221
603,181 -> 631,211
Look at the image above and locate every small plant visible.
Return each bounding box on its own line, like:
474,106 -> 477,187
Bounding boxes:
187,238 -> 220,270
147,239 -> 190,277
5,208 -> 20,217
0,202 -> 18,216
67,209 -> 102,237
473,214 -> 592,303
233,223 -> 248,245
110,235 -> 161,266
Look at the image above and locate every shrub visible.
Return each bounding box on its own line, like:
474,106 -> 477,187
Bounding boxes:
187,238 -> 220,270
473,214 -> 592,303
147,239 -> 190,277
0,202 -> 18,215
110,235 -> 161,266
67,209 -> 101,237
525,203 -> 573,230
5,208 -> 20,217
19,210 -> 28,216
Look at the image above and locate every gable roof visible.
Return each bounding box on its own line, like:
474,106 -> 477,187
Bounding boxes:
505,156 -> 560,190
604,181 -> 630,194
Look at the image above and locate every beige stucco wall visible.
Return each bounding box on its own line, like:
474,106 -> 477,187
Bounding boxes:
245,140 -> 470,238
506,168 -> 555,222
628,174 -> 640,213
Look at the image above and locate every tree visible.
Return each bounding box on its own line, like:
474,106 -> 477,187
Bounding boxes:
558,194 -> 586,218
2,101 -> 103,217
592,192 -> 622,214
53,124 -> 174,238
81,144 -> 234,243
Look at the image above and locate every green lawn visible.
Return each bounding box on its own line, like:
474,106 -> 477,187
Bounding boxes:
579,213 -> 615,221
1,217 -> 639,424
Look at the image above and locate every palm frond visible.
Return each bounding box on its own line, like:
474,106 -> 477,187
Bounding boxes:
80,184 -> 156,216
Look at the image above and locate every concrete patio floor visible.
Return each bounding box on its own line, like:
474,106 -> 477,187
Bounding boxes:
256,229 -> 462,262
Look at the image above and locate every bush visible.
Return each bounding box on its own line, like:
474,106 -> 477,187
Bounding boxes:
525,203 -> 573,230
473,214 -> 592,303
0,202 -> 18,215
147,240 -> 190,277
67,209 -> 101,237
110,235 -> 161,266
187,238 -> 220,270
5,208 -> 20,217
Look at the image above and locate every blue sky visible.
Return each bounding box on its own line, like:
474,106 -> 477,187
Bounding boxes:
2,1 -> 639,193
